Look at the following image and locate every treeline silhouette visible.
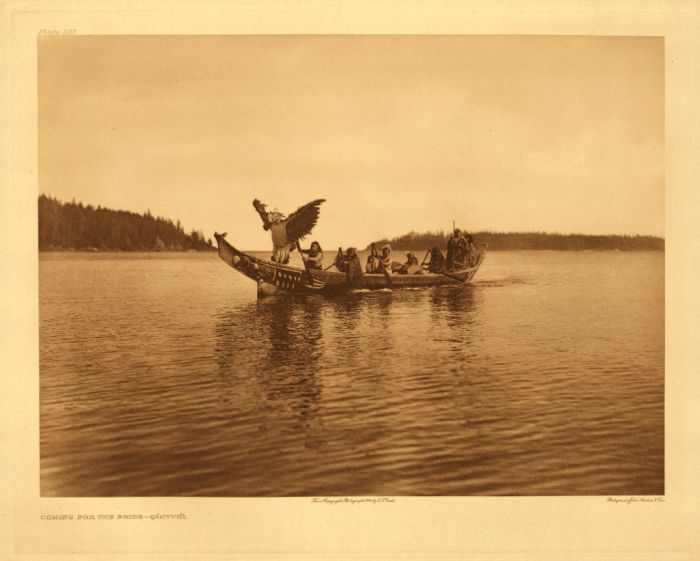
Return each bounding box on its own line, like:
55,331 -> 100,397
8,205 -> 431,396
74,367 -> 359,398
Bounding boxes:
368,230 -> 664,252
38,195 -> 214,251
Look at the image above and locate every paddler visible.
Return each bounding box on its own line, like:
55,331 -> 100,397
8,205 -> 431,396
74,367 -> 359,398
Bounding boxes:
427,247 -> 446,273
448,228 -> 472,271
334,247 -> 347,272
365,254 -> 379,273
345,247 -> 363,286
300,241 -> 323,270
446,229 -> 462,271
379,244 -> 392,274
464,234 -> 477,267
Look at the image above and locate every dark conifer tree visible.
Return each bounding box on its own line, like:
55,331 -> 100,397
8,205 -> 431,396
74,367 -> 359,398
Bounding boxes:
38,194 -> 214,251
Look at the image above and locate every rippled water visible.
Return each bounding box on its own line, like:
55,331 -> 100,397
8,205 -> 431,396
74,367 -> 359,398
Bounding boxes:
40,250 -> 664,496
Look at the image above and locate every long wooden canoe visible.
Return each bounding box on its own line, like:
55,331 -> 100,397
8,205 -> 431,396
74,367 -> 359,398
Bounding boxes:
214,233 -> 487,297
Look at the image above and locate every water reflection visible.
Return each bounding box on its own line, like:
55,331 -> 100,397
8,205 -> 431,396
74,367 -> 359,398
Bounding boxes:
41,252 -> 665,496
427,287 -> 481,368
214,298 -> 325,433
430,286 -> 478,323
325,294 -> 364,333
326,292 -> 395,360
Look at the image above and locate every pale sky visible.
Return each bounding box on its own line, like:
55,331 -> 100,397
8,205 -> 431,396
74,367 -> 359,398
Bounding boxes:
39,35 -> 664,249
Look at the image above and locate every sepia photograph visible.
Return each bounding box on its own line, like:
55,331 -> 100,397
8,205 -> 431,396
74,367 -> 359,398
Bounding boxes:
37,34 -> 665,499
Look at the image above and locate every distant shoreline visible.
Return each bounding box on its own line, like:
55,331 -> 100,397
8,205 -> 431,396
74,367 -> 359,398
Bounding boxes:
38,195 -> 663,254
367,231 -> 664,252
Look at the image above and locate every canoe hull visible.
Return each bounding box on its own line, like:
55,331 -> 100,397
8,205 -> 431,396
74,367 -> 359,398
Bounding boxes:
214,233 -> 486,297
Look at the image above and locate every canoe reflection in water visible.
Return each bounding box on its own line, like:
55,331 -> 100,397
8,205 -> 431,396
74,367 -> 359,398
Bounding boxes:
212,288 -> 489,496
215,297 -> 325,437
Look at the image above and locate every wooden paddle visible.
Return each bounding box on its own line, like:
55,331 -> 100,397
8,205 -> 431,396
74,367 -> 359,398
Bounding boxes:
324,247 -> 343,271
439,270 -> 469,283
420,248 -> 431,272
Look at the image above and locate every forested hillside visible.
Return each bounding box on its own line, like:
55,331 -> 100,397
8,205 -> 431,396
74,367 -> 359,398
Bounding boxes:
368,230 -> 664,252
38,195 -> 213,251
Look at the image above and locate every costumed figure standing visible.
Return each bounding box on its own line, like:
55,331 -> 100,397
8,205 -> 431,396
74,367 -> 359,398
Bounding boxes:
252,198 -> 325,264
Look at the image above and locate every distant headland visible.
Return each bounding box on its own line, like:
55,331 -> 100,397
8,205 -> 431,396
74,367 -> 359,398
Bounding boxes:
38,195 -> 214,252
368,230 -> 664,252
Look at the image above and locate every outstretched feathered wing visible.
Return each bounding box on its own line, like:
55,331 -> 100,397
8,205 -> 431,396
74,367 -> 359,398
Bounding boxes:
285,199 -> 325,243
252,198 -> 273,230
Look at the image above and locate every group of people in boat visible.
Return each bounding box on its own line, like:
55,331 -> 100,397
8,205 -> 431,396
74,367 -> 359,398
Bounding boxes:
364,246 -> 422,275
297,228 -> 478,276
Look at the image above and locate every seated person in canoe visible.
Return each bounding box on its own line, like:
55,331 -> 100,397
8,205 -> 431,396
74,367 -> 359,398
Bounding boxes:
334,247 -> 347,272
345,247 -> 364,285
427,247 -> 446,273
300,241 -> 323,270
365,254 -> 379,273
378,244 -> 393,274
398,252 -> 423,275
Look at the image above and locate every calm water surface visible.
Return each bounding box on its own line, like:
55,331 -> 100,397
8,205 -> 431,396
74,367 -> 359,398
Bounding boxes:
40,250 -> 664,496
